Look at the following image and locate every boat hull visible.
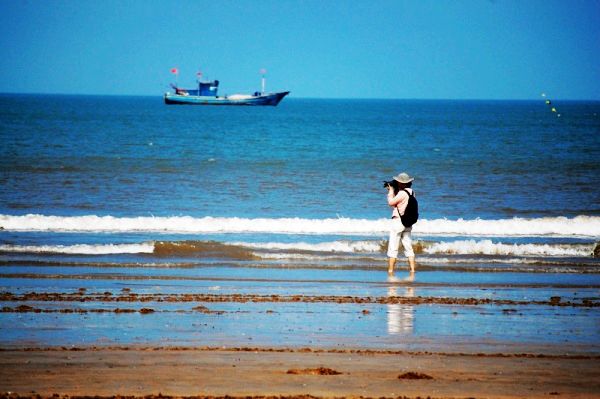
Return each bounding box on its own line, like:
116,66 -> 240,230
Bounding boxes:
164,91 -> 289,106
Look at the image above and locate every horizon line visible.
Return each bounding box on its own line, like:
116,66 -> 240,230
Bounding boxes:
1,91 -> 599,102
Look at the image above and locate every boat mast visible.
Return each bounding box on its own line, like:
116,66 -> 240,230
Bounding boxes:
260,68 -> 267,95
170,67 -> 179,87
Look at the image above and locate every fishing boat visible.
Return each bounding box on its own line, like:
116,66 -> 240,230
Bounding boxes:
164,72 -> 289,106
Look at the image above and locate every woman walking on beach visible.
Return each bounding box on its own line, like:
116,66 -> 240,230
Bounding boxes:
385,172 -> 417,276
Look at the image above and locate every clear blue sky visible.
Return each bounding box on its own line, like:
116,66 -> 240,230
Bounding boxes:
1,0 -> 599,99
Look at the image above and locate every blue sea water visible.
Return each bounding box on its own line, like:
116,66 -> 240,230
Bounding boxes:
2,93 -> 600,261
1,95 -> 599,220
1,93 -> 599,352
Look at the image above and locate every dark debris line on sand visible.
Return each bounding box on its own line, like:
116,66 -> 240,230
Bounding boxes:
0,291 -> 597,307
1,346 -> 598,360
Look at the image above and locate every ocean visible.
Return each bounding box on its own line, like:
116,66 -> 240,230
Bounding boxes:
1,94 -> 599,352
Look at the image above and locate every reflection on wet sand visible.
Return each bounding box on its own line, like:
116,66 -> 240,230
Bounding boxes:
387,272 -> 415,335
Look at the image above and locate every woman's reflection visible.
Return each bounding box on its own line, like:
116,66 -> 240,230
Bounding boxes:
387,272 -> 415,335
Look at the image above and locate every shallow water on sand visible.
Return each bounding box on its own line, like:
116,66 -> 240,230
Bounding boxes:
1,297 -> 597,355
1,264 -> 598,355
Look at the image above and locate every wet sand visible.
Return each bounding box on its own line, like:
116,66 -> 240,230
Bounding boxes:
1,347 -> 600,398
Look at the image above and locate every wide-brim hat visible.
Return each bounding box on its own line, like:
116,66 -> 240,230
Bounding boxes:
393,172 -> 414,184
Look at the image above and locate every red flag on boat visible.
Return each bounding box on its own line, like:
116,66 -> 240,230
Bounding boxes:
170,68 -> 178,74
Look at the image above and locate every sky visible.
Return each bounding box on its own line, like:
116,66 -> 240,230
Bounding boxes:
0,0 -> 599,100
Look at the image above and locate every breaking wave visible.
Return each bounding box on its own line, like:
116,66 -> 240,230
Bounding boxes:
242,240 -> 595,258
0,243 -> 154,255
236,240 -> 385,253
1,214 -> 599,238
153,240 -> 258,260
0,239 -> 595,258
423,240 -> 595,257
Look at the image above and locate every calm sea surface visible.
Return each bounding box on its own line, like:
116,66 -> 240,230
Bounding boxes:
1,94 -> 599,351
2,95 -> 599,219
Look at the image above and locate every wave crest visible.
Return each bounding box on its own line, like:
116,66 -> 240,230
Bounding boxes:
154,240 -> 258,260
1,214 -> 599,238
0,239 -> 595,258
423,240 -> 594,257
0,243 -> 154,255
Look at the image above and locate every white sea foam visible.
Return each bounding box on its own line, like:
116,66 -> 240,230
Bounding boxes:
258,253 -> 592,266
1,214 -> 599,238
423,240 -> 594,257
0,214 -> 385,235
417,216 -> 600,238
248,239 -> 593,257
0,238 -> 594,258
236,240 -> 383,253
0,243 -> 154,255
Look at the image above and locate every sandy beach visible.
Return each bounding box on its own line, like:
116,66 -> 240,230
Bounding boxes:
1,346 -> 600,398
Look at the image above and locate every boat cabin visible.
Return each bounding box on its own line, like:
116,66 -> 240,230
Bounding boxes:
174,80 -> 219,97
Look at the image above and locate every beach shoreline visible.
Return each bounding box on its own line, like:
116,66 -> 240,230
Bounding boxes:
2,346 -> 600,398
